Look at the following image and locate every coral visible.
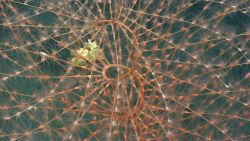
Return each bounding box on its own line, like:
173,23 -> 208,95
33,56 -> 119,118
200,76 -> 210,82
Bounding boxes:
0,0 -> 249,141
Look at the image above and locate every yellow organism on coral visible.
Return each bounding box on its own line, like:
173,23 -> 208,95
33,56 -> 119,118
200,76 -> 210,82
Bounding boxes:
71,39 -> 103,66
